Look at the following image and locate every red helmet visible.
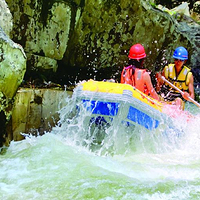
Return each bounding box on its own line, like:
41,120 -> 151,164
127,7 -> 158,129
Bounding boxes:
128,44 -> 146,59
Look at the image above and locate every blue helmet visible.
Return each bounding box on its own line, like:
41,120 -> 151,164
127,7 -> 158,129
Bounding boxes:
173,46 -> 188,60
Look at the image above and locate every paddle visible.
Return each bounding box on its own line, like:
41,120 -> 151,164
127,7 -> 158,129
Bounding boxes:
161,76 -> 200,108
132,86 -> 163,108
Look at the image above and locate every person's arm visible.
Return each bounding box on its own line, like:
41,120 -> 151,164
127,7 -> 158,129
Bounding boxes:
121,67 -> 125,83
182,73 -> 195,101
144,72 -> 160,101
155,69 -> 166,92
188,74 -> 195,99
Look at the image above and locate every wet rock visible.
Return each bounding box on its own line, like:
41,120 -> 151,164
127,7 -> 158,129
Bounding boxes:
0,28 -> 26,146
11,88 -> 71,141
6,0 -> 71,59
0,0 -> 13,36
25,53 -> 58,83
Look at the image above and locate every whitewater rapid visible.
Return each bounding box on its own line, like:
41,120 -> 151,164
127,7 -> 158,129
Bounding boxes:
1,97 -> 200,200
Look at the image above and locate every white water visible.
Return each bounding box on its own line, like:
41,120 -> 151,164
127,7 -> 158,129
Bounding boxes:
1,95 -> 200,200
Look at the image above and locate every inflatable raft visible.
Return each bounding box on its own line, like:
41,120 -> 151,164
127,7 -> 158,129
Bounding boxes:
74,80 -> 191,132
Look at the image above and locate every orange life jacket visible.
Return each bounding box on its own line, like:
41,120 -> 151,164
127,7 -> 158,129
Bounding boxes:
121,65 -> 149,95
121,65 -> 135,86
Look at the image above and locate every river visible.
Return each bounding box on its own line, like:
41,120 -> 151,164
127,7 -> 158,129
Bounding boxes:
1,94 -> 200,200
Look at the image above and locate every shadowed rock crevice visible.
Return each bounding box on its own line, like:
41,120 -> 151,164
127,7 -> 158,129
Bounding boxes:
0,111 -> 7,147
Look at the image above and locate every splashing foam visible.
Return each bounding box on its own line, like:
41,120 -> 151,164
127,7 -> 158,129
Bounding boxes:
52,88 -> 199,157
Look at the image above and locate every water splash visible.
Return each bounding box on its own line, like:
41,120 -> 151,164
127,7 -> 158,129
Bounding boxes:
53,87 -> 198,157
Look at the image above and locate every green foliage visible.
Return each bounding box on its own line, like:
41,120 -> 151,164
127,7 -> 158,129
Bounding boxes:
149,1 -> 156,8
195,92 -> 200,103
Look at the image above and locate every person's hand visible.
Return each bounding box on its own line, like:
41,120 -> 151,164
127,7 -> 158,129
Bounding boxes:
155,72 -> 164,84
182,91 -> 190,101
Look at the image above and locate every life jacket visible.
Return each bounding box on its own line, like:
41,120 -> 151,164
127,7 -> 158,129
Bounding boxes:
121,65 -> 149,95
121,65 -> 135,86
162,64 -> 192,101
164,64 -> 192,91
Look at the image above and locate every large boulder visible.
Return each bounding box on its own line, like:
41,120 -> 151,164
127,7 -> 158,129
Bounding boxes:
6,0 -> 71,83
0,0 -> 13,36
0,28 -> 26,146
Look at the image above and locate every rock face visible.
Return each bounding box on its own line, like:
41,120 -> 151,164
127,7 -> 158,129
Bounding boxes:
0,28 -> 26,146
5,0 -> 200,86
0,1 -> 27,147
0,0 -> 13,36
6,0 -> 71,83
10,88 -> 71,142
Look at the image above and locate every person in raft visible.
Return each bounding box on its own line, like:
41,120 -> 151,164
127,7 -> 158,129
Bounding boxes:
156,46 -> 194,110
121,43 -> 160,101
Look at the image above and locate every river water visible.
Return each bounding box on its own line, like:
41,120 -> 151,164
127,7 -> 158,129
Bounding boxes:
1,94 -> 200,200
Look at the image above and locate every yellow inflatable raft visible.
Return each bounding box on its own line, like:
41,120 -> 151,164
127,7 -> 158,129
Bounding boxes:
74,80 -> 170,131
